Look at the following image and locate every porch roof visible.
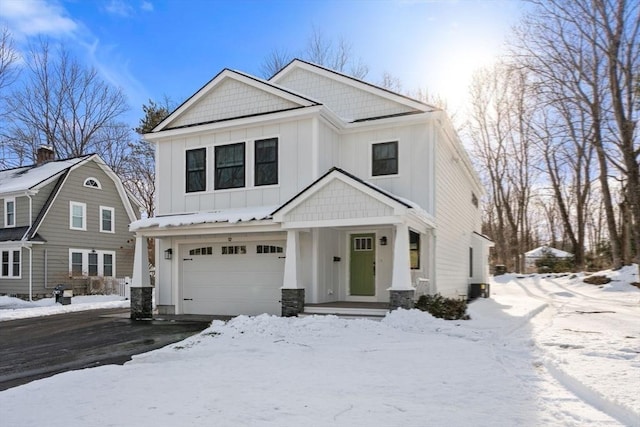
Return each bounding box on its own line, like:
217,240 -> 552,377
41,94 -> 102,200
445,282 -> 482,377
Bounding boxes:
130,205 -> 278,232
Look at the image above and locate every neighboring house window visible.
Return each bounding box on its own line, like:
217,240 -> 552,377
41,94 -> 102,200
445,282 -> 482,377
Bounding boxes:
69,202 -> 86,230
410,230 -> 420,270
215,143 -> 245,190
255,138 -> 278,186
469,247 -> 473,278
472,192 -> 479,208
84,178 -> 102,189
4,198 -> 15,228
186,148 -> 206,193
372,141 -> 398,176
1,249 -> 20,278
69,249 -> 116,277
100,206 -> 115,233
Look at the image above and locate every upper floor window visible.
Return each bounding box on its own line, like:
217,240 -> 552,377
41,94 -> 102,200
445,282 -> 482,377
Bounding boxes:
186,148 -> 206,193
4,198 -> 15,228
100,206 -> 115,233
215,142 -> 245,190
255,138 -> 278,186
69,201 -> 86,231
84,178 -> 102,189
1,249 -> 20,278
372,141 -> 398,176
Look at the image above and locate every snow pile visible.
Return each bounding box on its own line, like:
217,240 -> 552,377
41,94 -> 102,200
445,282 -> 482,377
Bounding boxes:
0,295 -> 128,321
0,266 -> 637,426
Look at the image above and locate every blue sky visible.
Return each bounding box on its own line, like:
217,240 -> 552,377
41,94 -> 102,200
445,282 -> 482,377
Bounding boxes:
0,0 -> 528,127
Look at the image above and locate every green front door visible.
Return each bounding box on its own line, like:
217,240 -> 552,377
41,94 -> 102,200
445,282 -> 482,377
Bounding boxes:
350,233 -> 376,296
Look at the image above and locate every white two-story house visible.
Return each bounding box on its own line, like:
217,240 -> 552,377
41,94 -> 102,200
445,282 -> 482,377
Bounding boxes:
130,59 -> 492,317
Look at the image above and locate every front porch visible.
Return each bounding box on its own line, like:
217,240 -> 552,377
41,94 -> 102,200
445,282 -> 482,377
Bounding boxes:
302,301 -> 389,318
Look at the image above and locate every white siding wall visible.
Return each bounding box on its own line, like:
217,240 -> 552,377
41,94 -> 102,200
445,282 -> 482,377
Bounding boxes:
318,119 -> 340,174
338,122 -> 434,215
433,125 -> 483,298
169,78 -> 299,128
156,118 -> 316,215
277,68 -> 416,121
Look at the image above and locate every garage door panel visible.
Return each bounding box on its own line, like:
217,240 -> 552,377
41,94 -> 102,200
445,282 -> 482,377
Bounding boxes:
181,241 -> 285,316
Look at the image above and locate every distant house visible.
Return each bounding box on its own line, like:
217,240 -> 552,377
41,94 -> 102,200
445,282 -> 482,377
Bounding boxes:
130,59 -> 492,317
524,246 -> 573,273
0,148 -> 140,300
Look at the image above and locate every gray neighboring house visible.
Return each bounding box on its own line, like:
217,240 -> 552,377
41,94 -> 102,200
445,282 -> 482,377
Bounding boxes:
0,147 -> 140,300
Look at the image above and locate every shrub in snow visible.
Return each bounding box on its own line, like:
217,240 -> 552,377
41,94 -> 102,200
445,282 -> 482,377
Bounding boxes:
535,251 -> 575,273
583,275 -> 612,285
414,294 -> 469,320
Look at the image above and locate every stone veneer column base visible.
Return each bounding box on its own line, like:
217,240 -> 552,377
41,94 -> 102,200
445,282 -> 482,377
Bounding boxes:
281,288 -> 305,317
389,289 -> 415,310
131,287 -> 153,320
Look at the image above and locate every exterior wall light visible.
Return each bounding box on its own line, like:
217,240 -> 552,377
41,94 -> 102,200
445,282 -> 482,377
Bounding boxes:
164,248 -> 172,260
380,236 -> 388,246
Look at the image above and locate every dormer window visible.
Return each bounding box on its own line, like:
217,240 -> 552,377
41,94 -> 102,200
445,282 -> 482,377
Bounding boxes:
84,178 -> 102,189
4,198 -> 15,228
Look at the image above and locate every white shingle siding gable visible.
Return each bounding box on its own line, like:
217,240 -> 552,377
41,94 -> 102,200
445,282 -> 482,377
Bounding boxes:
283,179 -> 394,222
169,78 -> 301,128
277,68 -> 416,121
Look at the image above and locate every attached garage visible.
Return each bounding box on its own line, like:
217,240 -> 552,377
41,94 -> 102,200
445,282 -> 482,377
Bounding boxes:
180,241 -> 286,316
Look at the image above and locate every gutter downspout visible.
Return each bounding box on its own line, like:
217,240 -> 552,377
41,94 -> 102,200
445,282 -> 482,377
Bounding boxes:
27,246 -> 33,301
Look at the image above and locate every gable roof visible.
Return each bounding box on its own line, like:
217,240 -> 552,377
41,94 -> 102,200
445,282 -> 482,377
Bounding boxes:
270,59 -> 439,122
524,246 -> 573,258
152,68 -> 321,132
0,155 -> 91,195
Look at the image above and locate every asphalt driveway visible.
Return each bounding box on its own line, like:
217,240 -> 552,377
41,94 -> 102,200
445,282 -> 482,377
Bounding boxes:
0,308 -> 227,391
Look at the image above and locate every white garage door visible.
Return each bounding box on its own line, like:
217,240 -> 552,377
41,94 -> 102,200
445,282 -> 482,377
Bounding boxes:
181,241 -> 285,316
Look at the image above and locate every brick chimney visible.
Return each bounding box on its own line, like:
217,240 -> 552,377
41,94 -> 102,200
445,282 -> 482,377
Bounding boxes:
36,146 -> 55,165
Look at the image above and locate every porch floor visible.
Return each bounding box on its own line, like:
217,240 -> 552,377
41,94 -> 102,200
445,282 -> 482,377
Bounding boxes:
302,301 -> 389,318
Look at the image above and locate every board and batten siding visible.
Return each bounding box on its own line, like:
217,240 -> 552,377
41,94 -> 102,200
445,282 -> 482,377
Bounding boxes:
34,161 -> 136,292
433,125 -> 482,298
338,122 -> 435,215
156,118 -> 316,215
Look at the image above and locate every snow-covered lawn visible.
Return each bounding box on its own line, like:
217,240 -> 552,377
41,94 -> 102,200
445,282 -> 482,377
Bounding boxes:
0,295 -> 129,321
0,266 -> 638,426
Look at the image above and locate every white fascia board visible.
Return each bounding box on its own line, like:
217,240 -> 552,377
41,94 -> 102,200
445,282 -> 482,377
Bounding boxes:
154,70 -> 317,132
340,111 -> 434,133
144,105 -> 325,142
281,216 -> 403,230
133,221 -> 282,238
271,60 -> 432,112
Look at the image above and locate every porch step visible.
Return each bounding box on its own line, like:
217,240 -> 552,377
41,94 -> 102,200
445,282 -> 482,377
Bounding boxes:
301,306 -> 389,318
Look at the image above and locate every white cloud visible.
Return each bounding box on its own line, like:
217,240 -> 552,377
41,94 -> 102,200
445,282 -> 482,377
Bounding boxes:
0,0 -> 77,38
140,1 -> 154,12
105,0 -> 134,17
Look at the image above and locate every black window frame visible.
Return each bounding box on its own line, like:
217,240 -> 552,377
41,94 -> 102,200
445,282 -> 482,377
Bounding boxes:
254,138 -> 278,186
186,148 -> 206,193
372,141 -> 398,176
215,143 -> 245,190
410,230 -> 420,270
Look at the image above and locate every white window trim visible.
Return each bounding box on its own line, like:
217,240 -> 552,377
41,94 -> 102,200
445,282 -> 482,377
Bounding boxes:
369,140 -> 400,179
68,249 -> 116,278
69,201 -> 87,231
100,206 -> 115,233
83,177 -> 102,189
4,197 -> 15,228
1,248 -> 21,279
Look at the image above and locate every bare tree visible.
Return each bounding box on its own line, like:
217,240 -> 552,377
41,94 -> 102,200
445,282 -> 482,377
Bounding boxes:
259,26 -> 368,79
4,39 -> 129,163
515,0 -> 639,272
0,26 -> 20,167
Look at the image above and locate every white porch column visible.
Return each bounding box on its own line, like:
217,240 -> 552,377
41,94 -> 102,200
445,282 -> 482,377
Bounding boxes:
131,236 -> 152,319
389,223 -> 415,310
390,223 -> 413,290
282,230 -> 300,289
281,230 -> 305,316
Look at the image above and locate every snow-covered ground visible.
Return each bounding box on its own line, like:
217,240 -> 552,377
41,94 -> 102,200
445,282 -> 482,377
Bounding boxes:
0,266 -> 638,426
0,295 -> 129,321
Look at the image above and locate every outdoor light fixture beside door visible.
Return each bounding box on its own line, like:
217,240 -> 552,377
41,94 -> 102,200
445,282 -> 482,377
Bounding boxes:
164,248 -> 172,260
380,236 -> 388,246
